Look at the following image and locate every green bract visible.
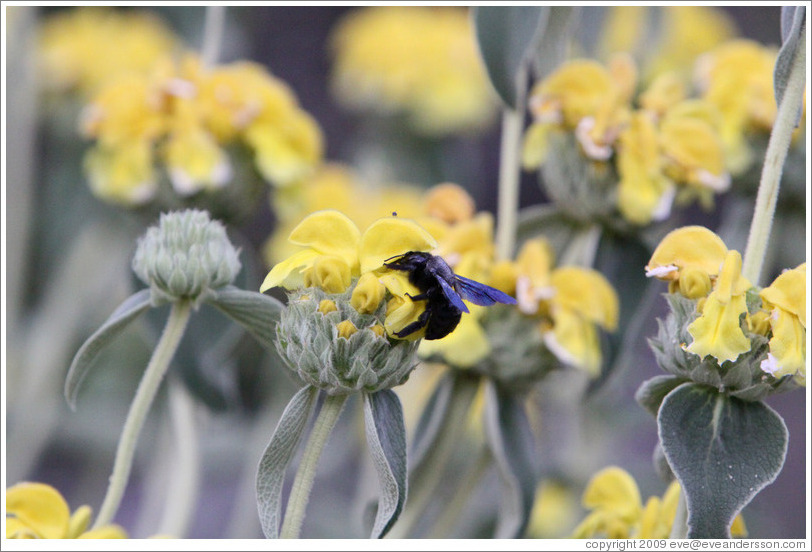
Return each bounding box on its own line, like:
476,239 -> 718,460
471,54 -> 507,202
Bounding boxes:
276,286 -> 420,394
132,209 -> 241,306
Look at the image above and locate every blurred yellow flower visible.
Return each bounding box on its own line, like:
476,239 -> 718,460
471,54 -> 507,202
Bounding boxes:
81,53 -> 323,205
572,466 -> 746,539
38,7 -> 178,97
6,482 -> 126,539
645,225 -> 729,292
696,40 -> 778,174
330,6 -> 497,135
760,263 -> 807,385
526,480 -> 580,538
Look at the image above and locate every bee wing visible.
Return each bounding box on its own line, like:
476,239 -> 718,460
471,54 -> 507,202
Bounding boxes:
438,276 -> 470,313
454,275 -> 517,306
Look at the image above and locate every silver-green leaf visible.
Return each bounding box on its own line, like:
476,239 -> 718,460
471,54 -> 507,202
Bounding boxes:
658,383 -> 788,538
635,375 -> 688,418
64,289 -> 152,410
363,389 -> 408,538
774,7 -> 806,125
473,6 -> 549,109
209,285 -> 284,350
483,380 -> 537,538
256,386 -> 318,539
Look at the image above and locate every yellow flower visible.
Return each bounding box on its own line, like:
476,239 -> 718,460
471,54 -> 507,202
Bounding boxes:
645,226 -> 729,293
616,111 -> 674,225
38,7 -> 178,97
330,6 -> 496,135
760,264 -> 807,385
6,482 -> 126,539
686,250 -> 753,364
81,53 -> 323,205
526,481 -> 579,538
514,238 -> 618,376
422,182 -> 476,224
572,467 -> 747,539
696,40 -> 778,174
417,304 -> 491,366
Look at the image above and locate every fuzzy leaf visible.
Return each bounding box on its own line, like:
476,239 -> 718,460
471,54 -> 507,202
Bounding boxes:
209,285 -> 284,350
363,390 -> 408,538
483,380 -> 537,538
658,383 -> 788,538
774,7 -> 806,125
64,289 -> 152,409
473,6 -> 549,109
635,375 -> 688,417
256,386 -> 318,539
532,7 -> 576,79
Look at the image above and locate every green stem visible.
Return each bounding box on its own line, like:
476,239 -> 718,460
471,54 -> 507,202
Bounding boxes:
495,69 -> 527,261
426,445 -> 492,539
93,300 -> 192,529
200,5 -> 226,68
279,393 -> 347,539
559,224 -> 601,268
741,24 -> 806,285
669,489 -> 689,539
157,379 -> 199,538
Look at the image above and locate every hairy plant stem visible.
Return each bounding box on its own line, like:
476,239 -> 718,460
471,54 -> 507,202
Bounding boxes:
495,69 -> 527,261
280,392 -> 347,539
93,300 -> 192,529
200,5 -> 226,68
741,24 -> 806,285
560,224 -> 602,268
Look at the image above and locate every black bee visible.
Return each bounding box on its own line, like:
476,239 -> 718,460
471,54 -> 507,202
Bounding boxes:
383,251 -> 517,340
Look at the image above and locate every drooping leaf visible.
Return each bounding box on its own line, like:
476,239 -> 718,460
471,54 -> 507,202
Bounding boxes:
635,375 -> 688,417
473,6 -> 549,109
658,383 -> 788,538
64,289 -> 152,409
363,390 -> 408,538
483,380 -> 537,538
774,7 -> 806,125
209,285 -> 284,350
256,386 -> 318,539
531,7 -> 576,80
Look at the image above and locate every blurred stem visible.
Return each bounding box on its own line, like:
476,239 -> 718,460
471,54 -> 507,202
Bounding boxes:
93,300 -> 193,529
559,224 -> 601,268
157,380 -> 200,538
280,392 -> 347,539
741,23 -> 806,285
200,5 -> 226,68
669,489 -> 688,539
387,373 -> 481,538
495,68 -> 527,261
426,444 -> 492,539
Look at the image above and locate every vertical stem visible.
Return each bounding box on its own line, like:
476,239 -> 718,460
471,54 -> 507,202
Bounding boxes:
741,24 -> 806,285
200,6 -> 226,69
93,300 -> 193,529
157,379 -> 200,538
280,393 -> 348,539
559,224 -> 601,268
495,69 -> 527,261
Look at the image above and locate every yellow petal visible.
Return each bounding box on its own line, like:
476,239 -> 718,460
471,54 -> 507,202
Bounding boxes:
260,248 -> 320,292
288,210 -> 362,270
422,182 -> 475,224
581,466 -> 642,520
418,308 -> 490,367
687,292 -> 751,364
304,256 -> 352,293
761,263 -> 806,328
551,267 -> 619,330
164,129 -> 231,195
646,226 -> 728,280
6,517 -> 39,539
761,307 -> 806,384
521,121 -> 551,169
545,306 -> 602,376
66,505 -> 92,538
379,273 -> 426,340
6,482 -> 70,539
638,496 -> 663,538
350,272 -> 386,314
713,250 -> 752,300
516,238 -> 554,289
731,513 -> 748,538
359,217 -> 437,274
84,141 -> 157,205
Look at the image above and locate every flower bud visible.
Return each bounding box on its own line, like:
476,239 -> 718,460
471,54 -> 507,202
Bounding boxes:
132,209 -> 241,305
303,256 -> 351,293
423,182 -> 475,224
678,266 -> 712,299
318,299 -> 338,314
351,273 -> 386,314
336,319 -> 358,339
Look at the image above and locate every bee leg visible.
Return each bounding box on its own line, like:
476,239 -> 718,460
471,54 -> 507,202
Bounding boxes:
394,309 -> 430,337
405,292 -> 429,301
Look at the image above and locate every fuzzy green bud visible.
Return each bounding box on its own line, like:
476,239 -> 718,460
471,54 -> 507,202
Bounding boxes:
132,209 -> 241,306
276,285 -> 420,395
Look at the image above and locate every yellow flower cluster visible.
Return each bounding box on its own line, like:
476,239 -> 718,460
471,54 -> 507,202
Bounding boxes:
80,54 -> 323,205
329,6 -> 497,135
646,226 -> 806,385
6,482 -> 126,539
572,466 -> 746,539
523,53 -> 730,226
38,7 -> 178,97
